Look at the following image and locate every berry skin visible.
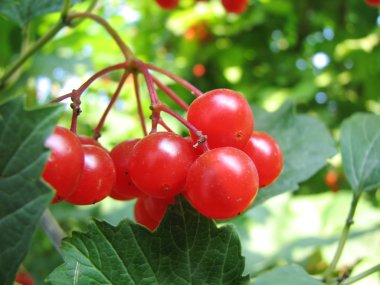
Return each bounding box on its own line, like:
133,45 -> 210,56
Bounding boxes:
78,135 -> 102,147
134,198 -> 160,231
243,132 -> 283,188
156,0 -> 179,9
42,126 -> 84,203
144,196 -> 174,222
187,89 -> 254,149
324,169 -> 340,192
15,272 -> 34,285
221,0 -> 248,14
185,147 -> 259,219
364,0 -> 380,6
128,132 -> 197,199
109,139 -> 144,200
66,145 -> 116,205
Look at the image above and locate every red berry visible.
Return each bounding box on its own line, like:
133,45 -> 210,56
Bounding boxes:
78,135 -> 102,147
66,145 -> 116,205
15,272 -> 34,285
144,196 -> 174,222
243,132 -> 283,188
109,139 -> 144,200
187,89 -> 254,149
134,198 -> 160,231
42,126 -> 84,203
364,0 -> 380,6
221,0 -> 248,14
128,132 -> 197,199
325,169 -> 340,192
185,147 -> 259,219
156,0 -> 179,9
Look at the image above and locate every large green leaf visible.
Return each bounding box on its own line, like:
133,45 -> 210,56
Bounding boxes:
0,97 -> 63,285
252,102 -> 336,205
0,0 -> 79,26
340,113 -> 380,192
253,264 -> 325,285
48,197 -> 247,285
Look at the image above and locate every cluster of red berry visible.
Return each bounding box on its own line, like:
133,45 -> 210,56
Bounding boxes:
155,0 -> 248,14
43,88 -> 282,231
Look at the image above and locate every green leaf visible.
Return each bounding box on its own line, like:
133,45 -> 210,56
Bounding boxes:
340,113 -> 380,192
0,0 -> 78,26
48,197 -> 247,285
0,96 -> 63,285
253,264 -> 325,285
252,102 -> 336,205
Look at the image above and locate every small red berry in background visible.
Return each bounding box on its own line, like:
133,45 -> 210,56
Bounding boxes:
155,0 -> 179,10
66,145 -> 116,205
243,131 -> 283,188
42,126 -> 84,203
193,64 -> 206,77
324,169 -> 340,192
15,272 -> 34,285
364,0 -> 380,6
185,147 -> 259,219
221,0 -> 248,14
187,88 -> 254,149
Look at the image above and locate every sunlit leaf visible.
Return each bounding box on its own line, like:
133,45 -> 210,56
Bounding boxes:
340,113 -> 380,192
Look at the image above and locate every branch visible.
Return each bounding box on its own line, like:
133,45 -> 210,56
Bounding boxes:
323,191 -> 363,280
341,264 -> 380,285
39,209 -> 66,255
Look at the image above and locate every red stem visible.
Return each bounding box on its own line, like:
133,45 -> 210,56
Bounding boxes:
158,118 -> 174,133
51,62 -> 129,103
132,73 -> 148,136
67,12 -> 134,62
146,63 -> 203,97
135,60 -> 161,133
93,71 -> 129,140
152,75 -> 189,111
157,104 -> 209,151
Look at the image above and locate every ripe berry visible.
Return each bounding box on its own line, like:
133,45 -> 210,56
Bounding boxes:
243,132 -> 283,188
42,126 -> 84,203
364,0 -> 380,6
185,147 -> 259,219
221,0 -> 248,14
110,139 -> 144,200
66,145 -> 116,205
128,132 -> 197,199
134,198 -> 160,231
144,196 -> 174,222
78,135 -> 102,147
156,0 -> 179,10
325,169 -> 340,192
15,272 -> 34,285
187,89 -> 254,149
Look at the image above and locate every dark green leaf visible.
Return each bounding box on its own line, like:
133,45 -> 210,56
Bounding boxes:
340,113 -> 380,192
253,264 -> 325,285
0,0 -> 79,26
253,102 -> 336,205
48,197 -> 247,285
0,96 -> 63,285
